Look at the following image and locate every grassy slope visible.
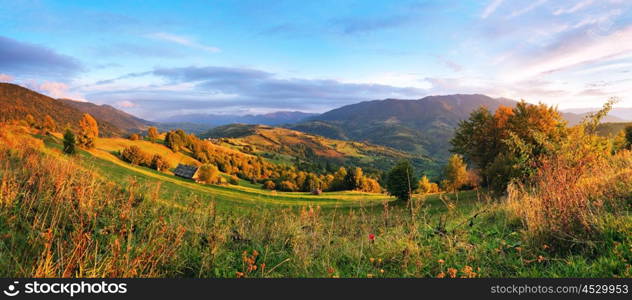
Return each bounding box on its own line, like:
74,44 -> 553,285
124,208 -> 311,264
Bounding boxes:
3,126 -> 629,278
40,133 -> 393,211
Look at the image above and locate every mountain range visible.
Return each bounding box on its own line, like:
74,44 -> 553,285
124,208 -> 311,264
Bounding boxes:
2,83 -> 628,169
157,111 -> 318,127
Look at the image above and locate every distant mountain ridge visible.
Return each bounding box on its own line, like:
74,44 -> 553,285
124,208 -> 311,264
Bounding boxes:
289,94 -> 518,161
157,111 -> 318,127
288,94 -> 624,163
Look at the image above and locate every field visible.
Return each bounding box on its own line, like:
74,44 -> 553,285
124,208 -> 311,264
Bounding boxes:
1,125 -> 630,278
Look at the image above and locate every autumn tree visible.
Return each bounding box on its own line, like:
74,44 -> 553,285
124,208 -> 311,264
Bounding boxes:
42,115 -> 56,134
197,164 -> 222,185
147,127 -> 159,142
263,180 -> 276,190
77,113 -> 99,149
63,129 -> 76,155
25,114 -> 36,128
150,154 -> 170,172
120,145 -> 150,166
443,154 -> 468,195
386,160 -> 418,201
451,101 -> 567,192
129,133 -> 141,141
165,130 -> 185,152
417,175 -> 439,194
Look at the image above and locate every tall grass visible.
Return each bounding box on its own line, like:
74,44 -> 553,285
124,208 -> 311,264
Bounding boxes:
1,125 -> 630,278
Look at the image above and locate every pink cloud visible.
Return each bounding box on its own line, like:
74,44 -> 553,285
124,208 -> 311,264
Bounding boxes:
0,73 -> 13,82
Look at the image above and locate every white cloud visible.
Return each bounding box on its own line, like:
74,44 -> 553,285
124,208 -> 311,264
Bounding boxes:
508,0 -> 547,18
503,25 -> 632,82
481,0 -> 504,19
148,32 -> 221,53
554,0 -> 594,15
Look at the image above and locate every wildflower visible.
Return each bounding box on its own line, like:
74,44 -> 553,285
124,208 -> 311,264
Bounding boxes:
436,272 -> 446,278
380,269 -> 385,274
447,268 -> 457,278
515,247 -> 522,252
543,244 -> 550,250
368,233 -> 375,242
537,255 -> 545,263
437,259 -> 445,264
367,273 -> 374,278
369,257 -> 375,263
327,267 -> 335,274
377,258 -> 382,264
236,271 -> 245,278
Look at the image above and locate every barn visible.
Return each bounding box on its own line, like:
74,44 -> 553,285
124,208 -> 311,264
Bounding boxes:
173,164 -> 199,180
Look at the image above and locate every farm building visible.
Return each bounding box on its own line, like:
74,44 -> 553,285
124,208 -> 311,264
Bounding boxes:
173,164 -> 200,180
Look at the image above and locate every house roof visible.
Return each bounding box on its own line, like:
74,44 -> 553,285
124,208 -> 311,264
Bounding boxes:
173,164 -> 199,179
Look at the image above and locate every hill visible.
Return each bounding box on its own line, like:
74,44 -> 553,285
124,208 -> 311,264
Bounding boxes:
58,98 -> 152,132
200,124 -> 436,173
563,107 -> 632,122
157,111 -> 317,127
596,122 -> 632,137
289,94 -> 517,161
0,83 -> 122,136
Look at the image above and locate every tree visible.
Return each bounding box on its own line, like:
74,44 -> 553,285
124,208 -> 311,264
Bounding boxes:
443,154 -> 468,194
147,127 -> 159,142
129,133 -> 141,141
120,146 -> 150,166
386,160 -> 418,201
197,164 -> 222,185
417,175 -> 439,194
150,154 -> 170,172
77,113 -> 98,149
63,129 -> 76,155
25,114 -> 36,128
625,125 -> 632,149
344,167 -> 364,190
42,115 -> 56,134
165,130 -> 184,152
263,180 -> 276,190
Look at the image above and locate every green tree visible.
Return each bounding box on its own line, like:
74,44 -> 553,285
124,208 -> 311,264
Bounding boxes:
625,125 -> 632,149
344,167 -> 363,190
63,129 -> 76,155
386,160 -> 418,201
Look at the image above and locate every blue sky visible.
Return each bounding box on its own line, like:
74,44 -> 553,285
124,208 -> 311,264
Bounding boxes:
1,0 -> 632,120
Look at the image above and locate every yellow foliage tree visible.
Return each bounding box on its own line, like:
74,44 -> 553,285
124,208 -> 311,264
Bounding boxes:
77,113 -> 99,149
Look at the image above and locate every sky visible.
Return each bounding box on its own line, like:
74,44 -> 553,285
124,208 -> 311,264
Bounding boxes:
1,0 -> 632,120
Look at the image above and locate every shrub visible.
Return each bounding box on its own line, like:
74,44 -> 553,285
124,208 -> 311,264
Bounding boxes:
120,145 -> 150,166
63,129 -> 76,155
263,180 -> 276,190
197,164 -> 222,185
150,154 -> 170,172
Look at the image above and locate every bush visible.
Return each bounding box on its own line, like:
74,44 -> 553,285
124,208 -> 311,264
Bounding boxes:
120,146 -> 150,166
150,154 -> 170,172
228,175 -> 239,185
197,164 -> 222,185
263,180 -> 276,190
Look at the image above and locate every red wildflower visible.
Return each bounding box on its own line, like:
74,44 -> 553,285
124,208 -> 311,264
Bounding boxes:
368,233 -> 375,242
